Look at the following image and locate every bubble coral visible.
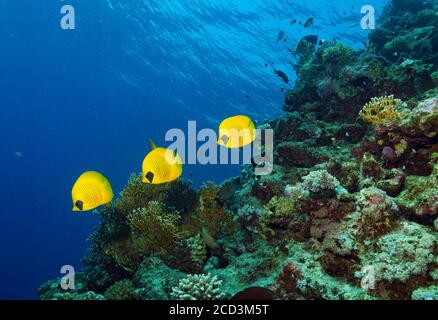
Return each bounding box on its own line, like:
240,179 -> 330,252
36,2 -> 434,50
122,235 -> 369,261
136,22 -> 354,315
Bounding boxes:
170,274 -> 227,300
359,95 -> 402,125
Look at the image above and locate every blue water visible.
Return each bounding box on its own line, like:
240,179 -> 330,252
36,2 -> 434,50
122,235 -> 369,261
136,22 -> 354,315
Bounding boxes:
0,0 -> 386,299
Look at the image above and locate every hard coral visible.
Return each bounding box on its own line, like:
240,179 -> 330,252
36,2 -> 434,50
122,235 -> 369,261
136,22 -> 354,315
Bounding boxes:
116,173 -> 169,214
359,95 -> 402,125
170,274 -> 227,300
356,187 -> 400,238
104,279 -> 136,300
186,234 -> 207,269
300,169 -> 341,199
128,201 -> 182,256
363,221 -> 436,284
195,182 -> 234,237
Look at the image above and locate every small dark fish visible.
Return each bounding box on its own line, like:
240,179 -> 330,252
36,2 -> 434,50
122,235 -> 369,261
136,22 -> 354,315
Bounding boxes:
304,17 -> 314,28
291,19 -> 297,24
283,38 -> 287,42
277,30 -> 285,42
274,69 -> 289,84
299,21 -> 302,25
246,94 -> 250,99
264,63 -> 268,67
280,87 -> 285,92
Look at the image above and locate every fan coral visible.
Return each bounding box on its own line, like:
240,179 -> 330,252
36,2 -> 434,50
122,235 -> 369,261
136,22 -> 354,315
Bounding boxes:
300,169 -> 341,198
128,201 -> 182,256
359,95 -> 402,125
104,279 -> 136,300
170,274 -> 227,300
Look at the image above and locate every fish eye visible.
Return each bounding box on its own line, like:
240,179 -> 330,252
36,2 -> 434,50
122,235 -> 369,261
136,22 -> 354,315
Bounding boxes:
145,171 -> 154,183
75,200 -> 84,211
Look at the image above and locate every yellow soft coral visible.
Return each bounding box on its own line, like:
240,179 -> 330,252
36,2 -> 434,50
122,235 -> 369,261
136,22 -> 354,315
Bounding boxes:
359,95 -> 402,125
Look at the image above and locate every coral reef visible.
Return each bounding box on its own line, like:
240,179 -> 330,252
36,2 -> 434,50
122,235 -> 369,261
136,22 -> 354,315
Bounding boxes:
170,274 -> 227,300
39,0 -> 438,301
359,95 -> 402,125
104,279 -> 136,300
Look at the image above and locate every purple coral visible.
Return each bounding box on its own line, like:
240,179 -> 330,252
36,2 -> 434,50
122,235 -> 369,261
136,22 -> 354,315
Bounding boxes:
382,146 -> 398,164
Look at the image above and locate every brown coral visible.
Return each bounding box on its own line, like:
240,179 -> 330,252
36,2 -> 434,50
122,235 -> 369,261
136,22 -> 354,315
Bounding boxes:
194,182 -> 234,237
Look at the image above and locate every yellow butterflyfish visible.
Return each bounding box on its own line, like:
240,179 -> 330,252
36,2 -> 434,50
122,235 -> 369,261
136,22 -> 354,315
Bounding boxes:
218,115 -> 256,148
71,171 -> 113,212
142,139 -> 183,184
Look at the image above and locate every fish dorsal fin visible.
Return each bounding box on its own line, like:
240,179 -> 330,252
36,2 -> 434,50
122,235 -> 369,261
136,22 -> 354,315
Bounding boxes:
149,139 -> 157,150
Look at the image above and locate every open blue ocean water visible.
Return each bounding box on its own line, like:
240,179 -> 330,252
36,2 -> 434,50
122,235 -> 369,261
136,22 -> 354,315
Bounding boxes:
0,0 -> 386,299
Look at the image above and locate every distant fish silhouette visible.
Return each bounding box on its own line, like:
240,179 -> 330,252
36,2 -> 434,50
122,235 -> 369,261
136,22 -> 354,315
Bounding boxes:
304,17 -> 314,28
13,151 -> 23,158
277,30 -> 285,42
274,69 -> 289,84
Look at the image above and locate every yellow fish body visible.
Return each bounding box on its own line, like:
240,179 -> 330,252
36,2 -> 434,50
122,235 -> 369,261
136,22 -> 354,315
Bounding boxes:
142,139 -> 183,184
218,115 -> 256,148
72,171 -> 113,212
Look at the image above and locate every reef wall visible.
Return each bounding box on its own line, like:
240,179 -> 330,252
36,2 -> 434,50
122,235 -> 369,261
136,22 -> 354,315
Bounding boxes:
39,0 -> 438,300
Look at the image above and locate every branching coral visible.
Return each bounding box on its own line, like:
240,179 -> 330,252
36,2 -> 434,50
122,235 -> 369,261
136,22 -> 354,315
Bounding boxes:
359,95 -> 402,125
128,201 -> 182,256
186,234 -> 207,268
170,274 -> 227,300
195,182 -> 234,237
116,173 -> 170,214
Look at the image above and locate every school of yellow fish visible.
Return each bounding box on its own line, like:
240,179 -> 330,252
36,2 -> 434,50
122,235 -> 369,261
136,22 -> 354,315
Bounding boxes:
71,115 -> 256,212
